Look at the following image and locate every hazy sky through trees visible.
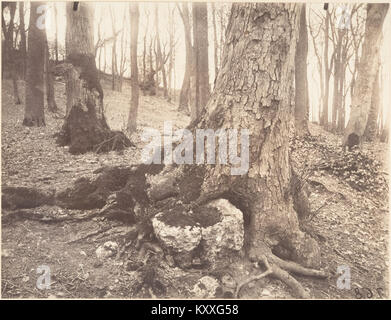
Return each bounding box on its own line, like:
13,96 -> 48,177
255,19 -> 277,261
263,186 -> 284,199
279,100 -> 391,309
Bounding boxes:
6,2 -> 390,128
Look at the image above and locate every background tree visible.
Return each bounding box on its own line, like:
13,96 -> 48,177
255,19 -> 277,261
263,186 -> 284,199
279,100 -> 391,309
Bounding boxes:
57,2 -> 131,154
154,4 -> 168,99
364,65 -> 381,141
343,3 -> 389,147
177,2 -> 192,113
127,3 -> 140,133
23,1 -> 45,126
45,36 -> 58,113
294,4 -> 310,136
18,1 -> 27,78
2,2 -> 21,104
191,2 -> 210,122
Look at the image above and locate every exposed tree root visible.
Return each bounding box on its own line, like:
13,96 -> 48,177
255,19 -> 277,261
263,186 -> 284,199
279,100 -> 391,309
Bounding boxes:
269,254 -> 328,278
236,252 -> 328,298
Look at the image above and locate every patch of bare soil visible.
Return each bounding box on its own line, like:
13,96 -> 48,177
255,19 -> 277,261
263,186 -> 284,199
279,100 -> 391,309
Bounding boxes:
1,80 -> 389,299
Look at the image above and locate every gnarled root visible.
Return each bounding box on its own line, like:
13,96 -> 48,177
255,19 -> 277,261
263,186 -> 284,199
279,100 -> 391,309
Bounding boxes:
236,252 -> 328,299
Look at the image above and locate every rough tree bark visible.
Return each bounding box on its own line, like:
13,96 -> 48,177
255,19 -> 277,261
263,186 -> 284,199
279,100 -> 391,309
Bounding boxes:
343,4 -> 389,147
191,2 -> 210,123
179,3 -> 324,297
57,2 -> 132,154
23,1 -> 45,126
127,3 -> 140,133
294,4 -> 310,137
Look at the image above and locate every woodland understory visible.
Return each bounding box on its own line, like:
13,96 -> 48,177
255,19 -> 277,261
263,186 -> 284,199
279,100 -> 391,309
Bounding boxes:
1,79 -> 389,299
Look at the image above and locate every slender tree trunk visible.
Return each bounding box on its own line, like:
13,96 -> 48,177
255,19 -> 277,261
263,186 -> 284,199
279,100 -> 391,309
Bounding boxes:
155,5 -> 168,98
321,10 -> 331,129
19,2 -> 26,79
3,3 -> 21,104
54,3 -> 59,63
211,2 -> 219,81
294,5 -> 309,136
343,4 -> 389,147
127,3 -> 140,133
331,29 -> 345,132
103,43 -> 107,73
23,2 -> 45,126
178,3 -> 192,113
110,7 -> 118,91
168,5 -> 174,102
45,37 -> 57,112
191,2 -> 210,123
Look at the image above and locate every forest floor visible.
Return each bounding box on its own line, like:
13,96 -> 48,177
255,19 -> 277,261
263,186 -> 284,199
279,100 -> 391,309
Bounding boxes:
1,79 -> 389,299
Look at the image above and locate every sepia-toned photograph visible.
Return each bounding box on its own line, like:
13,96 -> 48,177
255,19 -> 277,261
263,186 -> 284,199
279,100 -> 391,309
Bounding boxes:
1,1 -> 390,301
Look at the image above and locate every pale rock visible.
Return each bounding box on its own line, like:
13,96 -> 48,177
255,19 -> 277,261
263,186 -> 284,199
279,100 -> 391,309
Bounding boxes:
192,276 -> 221,298
200,199 -> 244,268
152,213 -> 202,252
96,241 -> 118,260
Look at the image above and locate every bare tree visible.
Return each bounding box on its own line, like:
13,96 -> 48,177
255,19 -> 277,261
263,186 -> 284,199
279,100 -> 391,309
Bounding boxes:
23,1 -> 45,125
127,3 -> 140,133
45,37 -> 57,113
364,64 -> 381,141
2,2 -> 21,104
118,10 -> 127,92
154,4 -> 168,98
177,2 -> 192,113
343,3 -> 389,147
191,2 -> 210,122
18,1 -> 26,78
211,2 -> 219,80
110,6 -> 119,91
294,4 -> 310,136
57,2 -> 131,154
53,2 -> 59,63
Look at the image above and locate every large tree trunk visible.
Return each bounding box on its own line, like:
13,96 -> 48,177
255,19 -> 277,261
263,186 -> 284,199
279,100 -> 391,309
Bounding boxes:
23,2 -> 45,126
191,2 -> 210,122
127,3 -> 140,133
155,6 -> 323,296
57,2 -> 132,154
181,4 -> 324,297
178,3 -> 192,114
294,4 -> 309,137
343,4 -> 389,147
